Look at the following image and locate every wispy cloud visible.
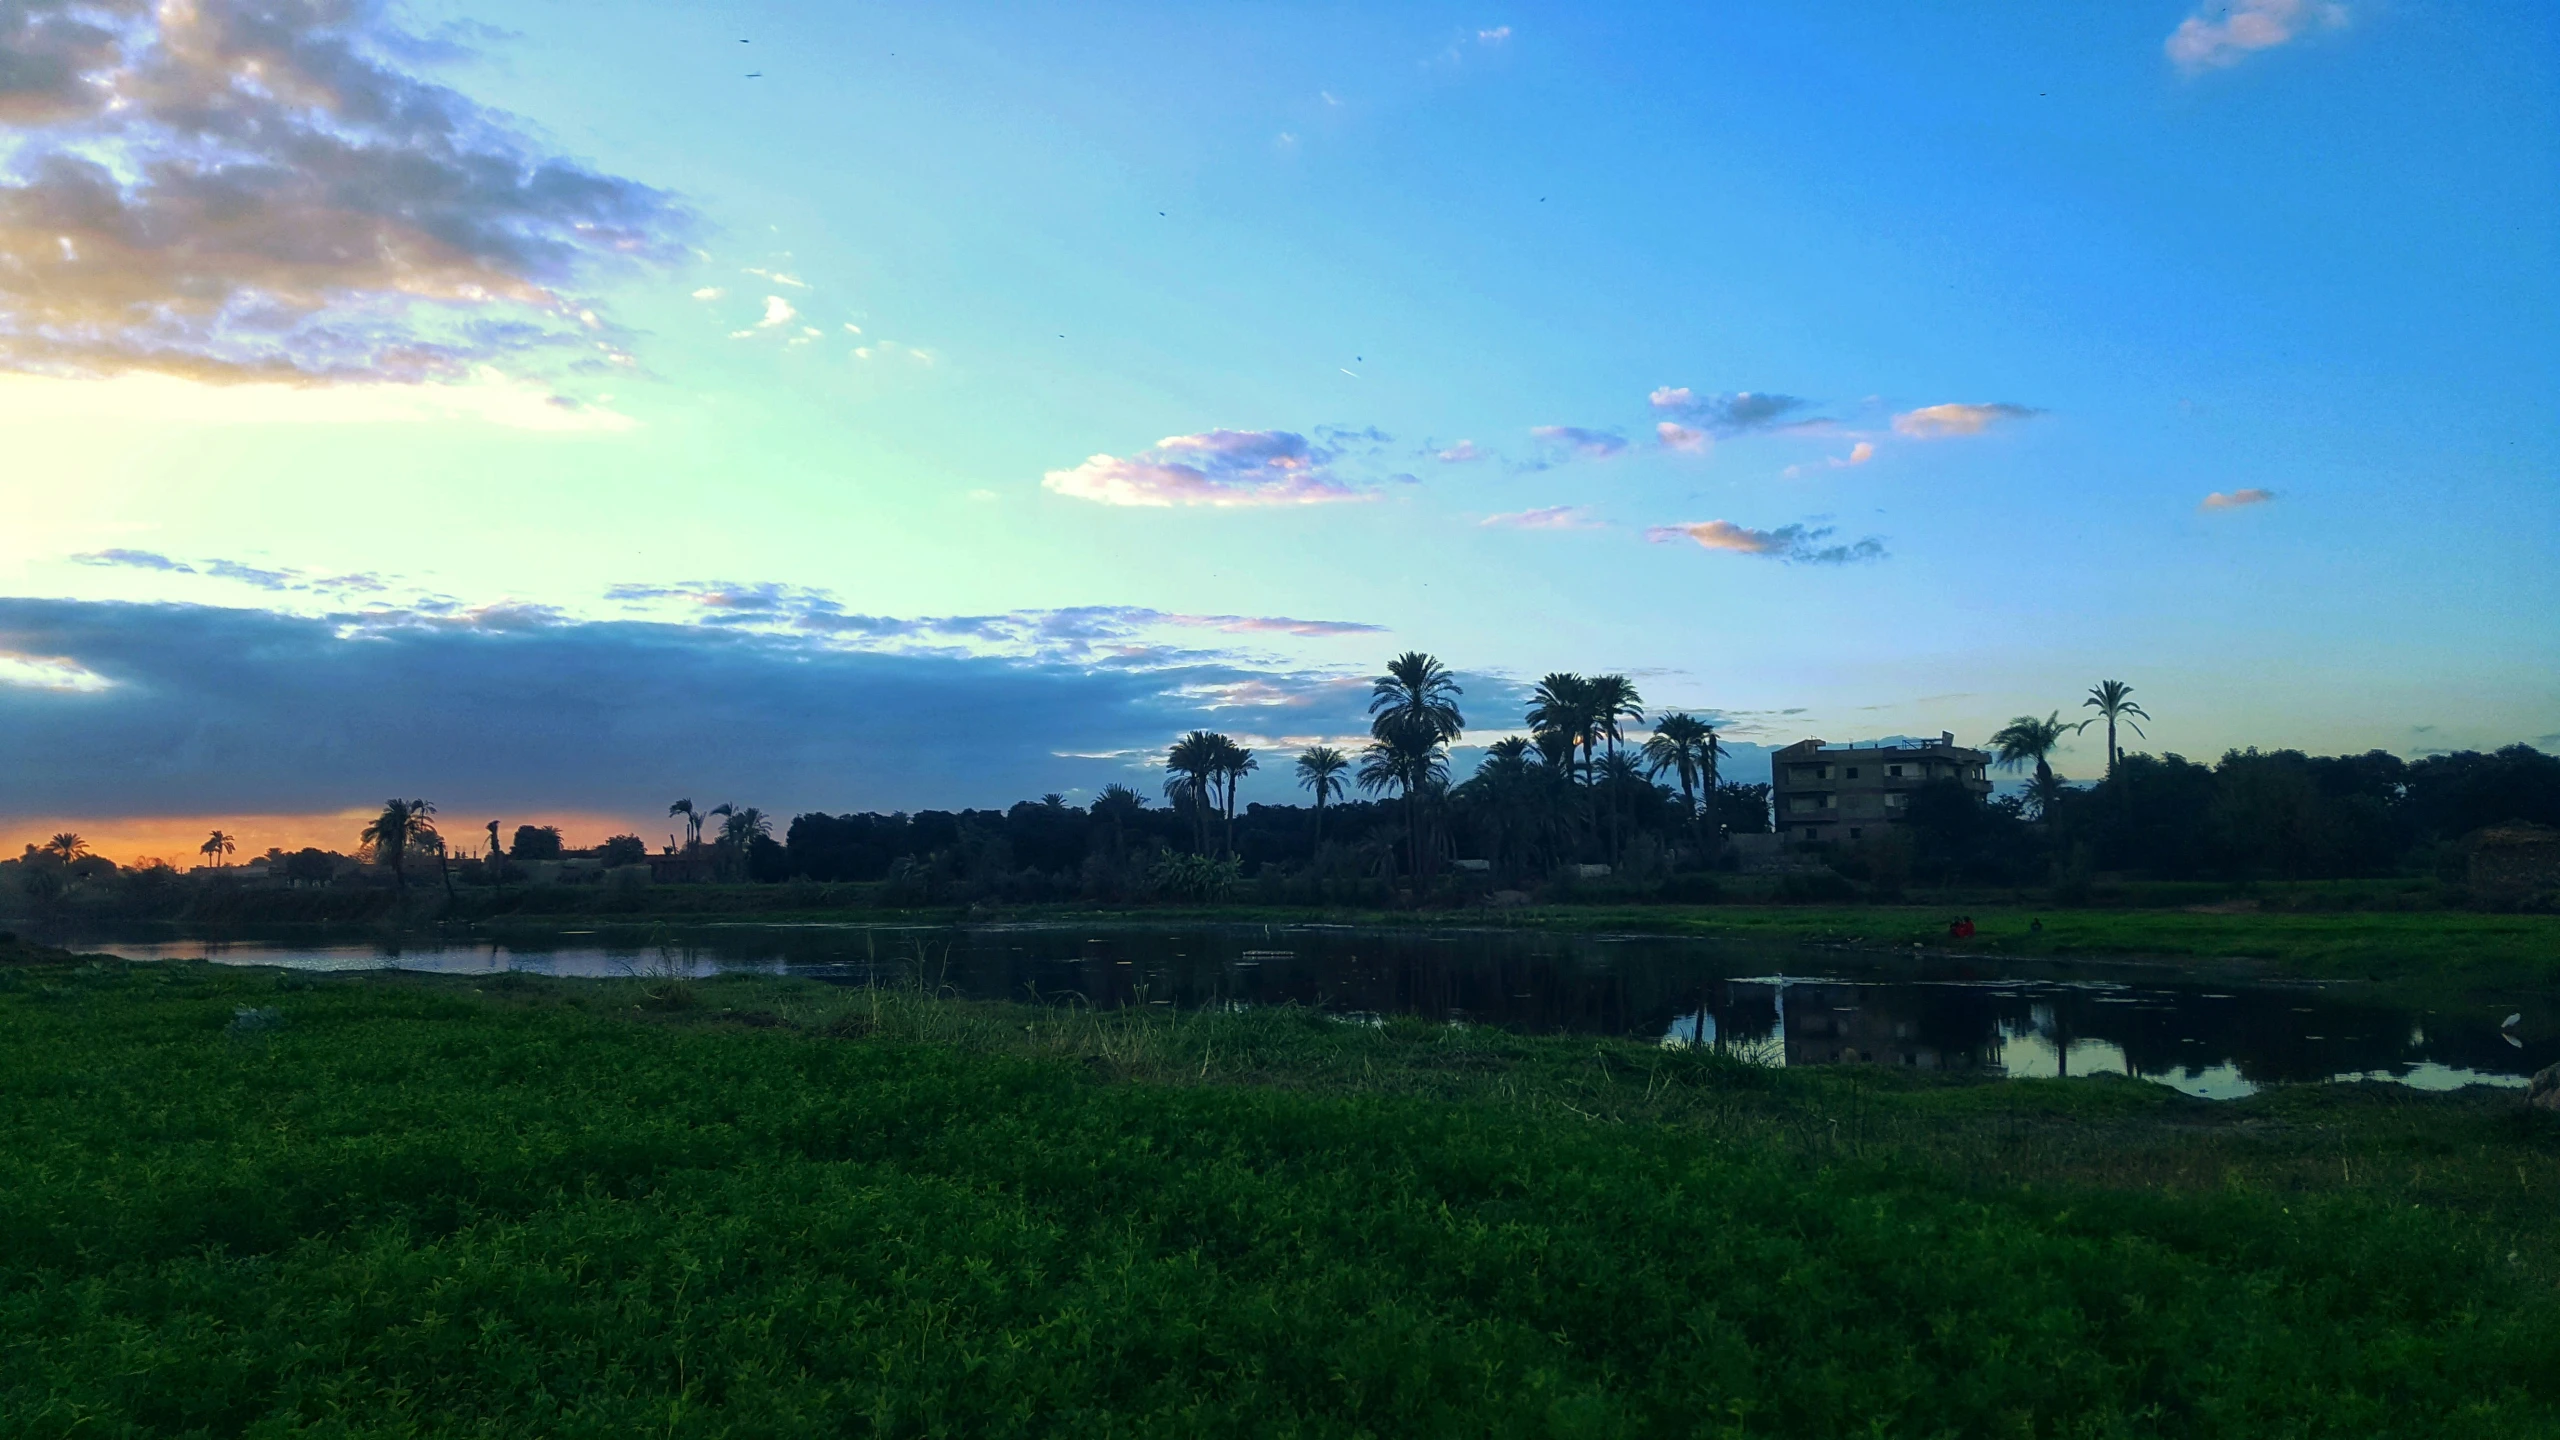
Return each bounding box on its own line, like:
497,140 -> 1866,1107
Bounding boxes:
691,287 -> 726,301
1656,422 -> 1709,454
1529,425 -> 1627,459
2166,0 -> 2346,71
1783,441 -> 1875,477
1044,429 -> 1375,507
744,267 -> 810,288
0,370 -> 634,431
0,0 -> 688,387
728,295 -> 798,338
1644,520 -> 1886,565
1481,506 -> 1603,530
0,651 -> 113,692
1890,402 -> 2043,438
1478,25 -> 1512,44
73,548 -> 392,596
1436,440 -> 1485,463
2200,487 -> 2277,510
1647,388 -> 1814,435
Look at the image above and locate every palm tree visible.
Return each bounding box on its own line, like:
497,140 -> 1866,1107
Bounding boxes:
1526,673 -> 1595,785
1295,745 -> 1350,843
359,799 -> 438,897
199,830 -> 236,867
1358,724 -> 1449,883
669,798 -> 703,846
1369,653 -> 1464,883
1208,734 -> 1257,857
1642,714 -> 1725,852
1091,783 -> 1147,857
1587,675 -> 1645,861
2081,680 -> 2152,777
1989,713 -> 2082,820
43,833 -> 87,866
1164,731 -> 1224,854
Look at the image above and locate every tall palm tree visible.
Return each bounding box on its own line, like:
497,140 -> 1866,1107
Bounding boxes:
1164,731 -> 1224,854
359,799 -> 438,897
1642,714 -> 1721,843
669,798 -> 703,847
1208,734 -> 1257,857
1369,653 -> 1464,883
1587,675 -> 1645,861
43,833 -> 87,866
1295,745 -> 1350,843
1526,673 -> 1595,785
2081,680 -> 2152,777
199,830 -> 236,867
1989,713 -> 2082,820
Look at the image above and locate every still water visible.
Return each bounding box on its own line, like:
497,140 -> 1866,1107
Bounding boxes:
68,922 -> 2552,1102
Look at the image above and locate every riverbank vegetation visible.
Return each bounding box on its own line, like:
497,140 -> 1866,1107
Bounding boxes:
2,947 -> 2554,1435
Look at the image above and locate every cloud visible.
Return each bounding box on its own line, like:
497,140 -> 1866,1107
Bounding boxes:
1656,422 -> 1708,453
1043,429 -> 1374,507
1436,440 -> 1485,463
1647,388 -> 1813,435
2166,0 -> 2346,71
1644,520 -> 1886,565
1890,402 -> 2043,438
1478,25 -> 1511,44
2200,487 -> 2276,510
0,0 -> 689,386
1783,440 -> 1875,477
0,650 -> 113,692
73,548 -> 390,595
1481,506 -> 1602,530
0,597 -> 1389,818
1529,425 -> 1626,459
691,287 -> 726,301
743,267 -> 809,288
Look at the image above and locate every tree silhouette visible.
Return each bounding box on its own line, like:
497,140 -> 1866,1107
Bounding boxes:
359,799 -> 438,897
1209,734 -> 1257,858
1587,675 -> 1645,861
1642,713 -> 1724,847
1990,714 -> 2081,820
199,830 -> 236,867
43,833 -> 87,866
1164,731 -> 1224,855
1368,653 -> 1464,884
2081,680 -> 2152,777
1295,745 -> 1350,843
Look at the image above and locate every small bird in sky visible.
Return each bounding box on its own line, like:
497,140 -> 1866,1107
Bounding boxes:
746,72 -> 762,78
2505,1012 -> 2523,1028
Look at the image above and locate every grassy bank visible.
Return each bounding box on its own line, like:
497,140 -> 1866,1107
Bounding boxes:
3,945 -> 2556,1436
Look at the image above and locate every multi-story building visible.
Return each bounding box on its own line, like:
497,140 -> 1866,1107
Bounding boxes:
1768,734 -> 1993,844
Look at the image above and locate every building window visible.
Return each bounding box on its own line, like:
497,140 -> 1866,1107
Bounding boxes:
1845,766 -> 1860,779
1849,827 -> 1863,839
1885,793 -> 1907,810
1803,827 -> 1818,840
1887,764 -> 1903,777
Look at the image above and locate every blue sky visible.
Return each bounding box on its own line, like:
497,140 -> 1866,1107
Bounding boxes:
3,0 -> 2555,857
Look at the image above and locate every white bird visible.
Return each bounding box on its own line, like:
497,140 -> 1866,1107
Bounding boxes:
2505,1012 -> 2523,1029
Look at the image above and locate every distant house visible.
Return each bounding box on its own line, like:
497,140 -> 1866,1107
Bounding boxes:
1769,734 -> 1992,844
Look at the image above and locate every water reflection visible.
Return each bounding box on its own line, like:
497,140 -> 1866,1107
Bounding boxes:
61,922 -> 2552,1100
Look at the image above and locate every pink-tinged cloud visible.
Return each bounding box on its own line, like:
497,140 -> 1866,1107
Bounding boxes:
1649,388 -> 1812,433
1481,505 -> 1603,530
2166,0 -> 2345,71
1043,429 -> 1372,507
1530,425 -> 1626,459
2200,488 -> 2277,510
1891,402 -> 2042,438
1437,440 -> 1485,463
1656,422 -> 1708,453
1645,520 -> 1884,565
1783,441 -> 1876,477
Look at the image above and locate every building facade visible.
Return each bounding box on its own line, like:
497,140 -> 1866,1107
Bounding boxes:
1768,734 -> 1993,843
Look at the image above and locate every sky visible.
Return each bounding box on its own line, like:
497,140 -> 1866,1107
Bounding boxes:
3,0 -> 2556,862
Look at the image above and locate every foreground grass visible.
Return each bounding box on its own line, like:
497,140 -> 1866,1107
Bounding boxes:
4,951 -> 2557,1437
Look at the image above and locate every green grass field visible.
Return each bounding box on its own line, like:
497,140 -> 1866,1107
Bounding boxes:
5,948 -> 2557,1436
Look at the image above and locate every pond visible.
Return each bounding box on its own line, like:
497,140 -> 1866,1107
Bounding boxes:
61,922 -> 2552,1101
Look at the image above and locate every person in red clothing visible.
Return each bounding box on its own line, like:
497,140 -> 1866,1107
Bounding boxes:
1955,916 -> 1977,940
